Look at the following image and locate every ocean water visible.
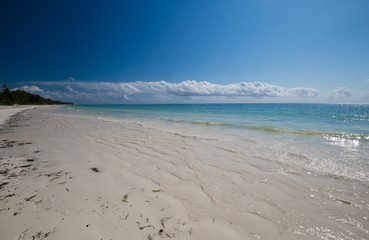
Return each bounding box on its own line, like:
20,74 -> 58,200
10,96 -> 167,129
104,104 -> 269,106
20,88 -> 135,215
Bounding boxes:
67,103 -> 369,185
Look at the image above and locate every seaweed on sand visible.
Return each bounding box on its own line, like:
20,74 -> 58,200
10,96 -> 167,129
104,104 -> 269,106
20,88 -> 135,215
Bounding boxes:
122,194 -> 128,203
25,195 -> 37,201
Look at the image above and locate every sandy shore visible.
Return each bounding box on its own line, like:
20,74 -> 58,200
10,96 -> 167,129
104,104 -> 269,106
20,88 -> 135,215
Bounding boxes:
0,106 -> 40,126
0,106 -> 368,240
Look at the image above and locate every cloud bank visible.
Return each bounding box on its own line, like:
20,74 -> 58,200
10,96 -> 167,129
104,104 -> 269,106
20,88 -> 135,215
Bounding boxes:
26,80 -> 320,103
16,85 -> 44,93
329,87 -> 352,99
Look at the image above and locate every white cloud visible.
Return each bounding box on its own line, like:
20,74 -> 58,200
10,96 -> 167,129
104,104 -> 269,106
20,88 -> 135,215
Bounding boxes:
30,80 -> 318,99
18,85 -> 44,93
164,80 -> 319,98
66,86 -> 74,92
329,87 -> 352,99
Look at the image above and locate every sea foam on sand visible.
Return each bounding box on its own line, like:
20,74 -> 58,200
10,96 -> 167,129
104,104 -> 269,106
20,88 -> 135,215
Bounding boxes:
0,106 -> 368,240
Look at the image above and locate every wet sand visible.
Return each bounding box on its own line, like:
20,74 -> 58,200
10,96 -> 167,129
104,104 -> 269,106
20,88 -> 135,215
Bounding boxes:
0,106 -> 368,239
0,106 -> 39,126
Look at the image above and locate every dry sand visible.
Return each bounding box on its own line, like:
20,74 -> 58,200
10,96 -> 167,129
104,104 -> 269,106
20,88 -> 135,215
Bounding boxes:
0,106 -> 368,240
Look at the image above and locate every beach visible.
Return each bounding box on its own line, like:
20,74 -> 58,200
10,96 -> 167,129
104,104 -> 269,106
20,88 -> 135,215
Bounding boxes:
0,106 -> 40,126
0,106 -> 368,240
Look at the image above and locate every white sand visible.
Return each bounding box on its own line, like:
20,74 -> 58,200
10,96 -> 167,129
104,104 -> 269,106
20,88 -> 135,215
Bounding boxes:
0,106 -> 368,240
0,106 -> 38,126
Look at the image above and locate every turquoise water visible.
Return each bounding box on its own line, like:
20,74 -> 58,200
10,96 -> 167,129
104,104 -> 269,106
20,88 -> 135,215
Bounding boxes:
68,103 -> 369,185
73,103 -> 369,140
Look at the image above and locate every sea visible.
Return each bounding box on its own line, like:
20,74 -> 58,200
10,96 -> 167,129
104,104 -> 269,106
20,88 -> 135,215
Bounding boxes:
66,103 -> 369,186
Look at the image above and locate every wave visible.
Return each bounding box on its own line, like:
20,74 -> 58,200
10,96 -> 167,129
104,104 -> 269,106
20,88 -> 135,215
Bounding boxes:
243,126 -> 369,141
160,118 -> 369,141
160,118 -> 233,126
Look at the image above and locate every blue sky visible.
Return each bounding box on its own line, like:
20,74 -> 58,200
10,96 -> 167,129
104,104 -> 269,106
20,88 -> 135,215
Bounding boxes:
1,0 -> 369,104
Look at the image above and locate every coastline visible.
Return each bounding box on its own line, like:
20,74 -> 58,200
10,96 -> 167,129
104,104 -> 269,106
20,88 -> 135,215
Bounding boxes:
0,106 -> 368,239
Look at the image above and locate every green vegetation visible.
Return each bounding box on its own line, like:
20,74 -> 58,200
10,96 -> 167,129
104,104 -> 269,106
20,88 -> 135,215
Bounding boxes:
0,85 -> 73,105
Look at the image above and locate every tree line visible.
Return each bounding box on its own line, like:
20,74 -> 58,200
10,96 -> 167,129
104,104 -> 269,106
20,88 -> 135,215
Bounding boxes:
0,85 -> 73,105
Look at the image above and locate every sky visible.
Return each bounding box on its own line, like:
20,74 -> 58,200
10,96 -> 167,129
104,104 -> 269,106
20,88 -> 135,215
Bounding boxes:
1,0 -> 369,104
